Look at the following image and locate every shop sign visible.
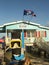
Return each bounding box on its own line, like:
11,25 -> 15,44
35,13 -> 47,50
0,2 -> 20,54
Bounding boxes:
19,24 -> 27,29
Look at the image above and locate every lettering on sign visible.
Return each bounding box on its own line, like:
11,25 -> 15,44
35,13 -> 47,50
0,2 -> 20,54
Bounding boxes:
19,24 -> 27,28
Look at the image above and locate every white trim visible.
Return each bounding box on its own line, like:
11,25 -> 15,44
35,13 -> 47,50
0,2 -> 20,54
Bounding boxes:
0,20 -> 49,30
25,43 -> 33,46
3,21 -> 24,26
29,21 -> 40,26
4,22 -> 16,26
0,20 -> 40,27
22,21 -> 40,26
39,25 -> 49,29
0,25 -> 4,28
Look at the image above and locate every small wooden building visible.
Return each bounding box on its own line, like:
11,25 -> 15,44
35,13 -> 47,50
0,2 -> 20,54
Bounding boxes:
0,20 -> 49,46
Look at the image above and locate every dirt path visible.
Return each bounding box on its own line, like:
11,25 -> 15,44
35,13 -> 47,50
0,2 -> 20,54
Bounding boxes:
26,52 -> 49,65
4,51 -> 49,65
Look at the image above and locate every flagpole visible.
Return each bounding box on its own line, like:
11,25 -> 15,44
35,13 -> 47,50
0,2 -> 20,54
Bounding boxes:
22,15 -> 24,21
30,15 -> 33,22
22,11 -> 25,22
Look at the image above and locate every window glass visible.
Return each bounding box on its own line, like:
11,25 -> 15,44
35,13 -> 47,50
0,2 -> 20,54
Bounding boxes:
27,31 -> 30,37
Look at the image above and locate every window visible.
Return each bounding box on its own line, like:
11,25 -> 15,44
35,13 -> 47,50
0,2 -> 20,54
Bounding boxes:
27,31 -> 30,37
40,31 -> 46,37
27,30 -> 36,37
32,31 -> 37,37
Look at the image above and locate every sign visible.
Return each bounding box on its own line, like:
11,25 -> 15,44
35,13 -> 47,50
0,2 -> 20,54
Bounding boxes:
19,24 -> 27,29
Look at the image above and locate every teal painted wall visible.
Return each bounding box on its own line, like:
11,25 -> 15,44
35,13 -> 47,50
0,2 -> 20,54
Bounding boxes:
43,30 -> 49,42
0,27 -> 3,30
6,23 -> 49,42
37,27 -> 49,42
6,23 -> 38,30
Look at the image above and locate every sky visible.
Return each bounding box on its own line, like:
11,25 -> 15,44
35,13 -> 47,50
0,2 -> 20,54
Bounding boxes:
0,0 -> 49,26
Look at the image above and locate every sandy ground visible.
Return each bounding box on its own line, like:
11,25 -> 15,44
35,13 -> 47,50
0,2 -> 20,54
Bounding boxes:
4,50 -> 49,65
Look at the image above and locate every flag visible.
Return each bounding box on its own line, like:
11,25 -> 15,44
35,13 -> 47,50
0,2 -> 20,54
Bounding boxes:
24,9 -> 36,17
32,13 -> 36,17
24,10 -> 34,15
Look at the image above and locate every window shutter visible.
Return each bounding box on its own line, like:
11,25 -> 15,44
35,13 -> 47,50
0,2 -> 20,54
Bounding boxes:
34,31 -> 37,37
24,32 -> 27,37
37,31 -> 40,37
44,31 -> 46,37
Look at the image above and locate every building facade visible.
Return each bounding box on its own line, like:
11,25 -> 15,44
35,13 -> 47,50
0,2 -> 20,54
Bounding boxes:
0,20 -> 49,45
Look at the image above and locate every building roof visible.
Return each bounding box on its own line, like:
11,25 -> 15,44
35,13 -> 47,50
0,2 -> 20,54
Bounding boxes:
0,20 -> 49,30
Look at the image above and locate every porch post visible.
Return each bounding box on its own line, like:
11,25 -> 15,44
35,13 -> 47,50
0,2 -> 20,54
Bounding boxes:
21,29 -> 24,48
21,29 -> 24,54
5,29 -> 8,46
